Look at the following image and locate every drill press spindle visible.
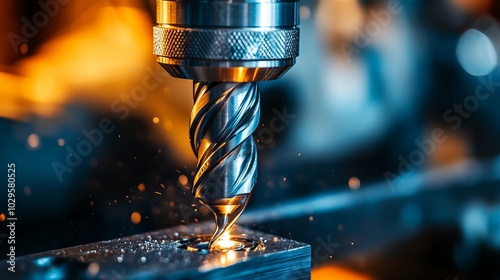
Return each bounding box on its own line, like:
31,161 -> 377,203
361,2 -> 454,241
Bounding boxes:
153,0 -> 300,248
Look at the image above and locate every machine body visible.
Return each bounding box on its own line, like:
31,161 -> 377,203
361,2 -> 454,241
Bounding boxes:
153,0 -> 300,247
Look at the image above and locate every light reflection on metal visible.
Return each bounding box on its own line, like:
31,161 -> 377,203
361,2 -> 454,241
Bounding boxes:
4,224 -> 311,279
211,232 -> 244,252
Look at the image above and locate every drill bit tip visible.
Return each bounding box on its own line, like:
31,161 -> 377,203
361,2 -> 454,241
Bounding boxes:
199,194 -> 251,249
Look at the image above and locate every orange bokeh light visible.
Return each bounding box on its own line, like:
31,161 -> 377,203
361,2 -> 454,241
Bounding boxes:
131,211 -> 141,224
312,265 -> 373,280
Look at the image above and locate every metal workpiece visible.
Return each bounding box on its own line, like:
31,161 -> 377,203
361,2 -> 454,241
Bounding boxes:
7,223 -> 311,280
154,0 -> 299,247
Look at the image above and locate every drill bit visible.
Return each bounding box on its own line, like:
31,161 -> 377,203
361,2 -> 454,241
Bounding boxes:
153,0 -> 300,249
190,82 -> 260,246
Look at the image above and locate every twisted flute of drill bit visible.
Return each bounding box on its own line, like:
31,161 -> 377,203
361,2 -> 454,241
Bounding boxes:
190,82 -> 260,248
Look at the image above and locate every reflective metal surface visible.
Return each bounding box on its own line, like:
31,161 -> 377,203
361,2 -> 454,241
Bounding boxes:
153,27 -> 299,60
190,82 -> 259,245
154,0 -> 300,82
190,82 -> 259,199
157,57 -> 295,82
1,223 -> 311,280
157,0 -> 299,27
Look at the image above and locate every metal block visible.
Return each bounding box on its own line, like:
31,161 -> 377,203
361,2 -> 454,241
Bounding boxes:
2,223 -> 310,279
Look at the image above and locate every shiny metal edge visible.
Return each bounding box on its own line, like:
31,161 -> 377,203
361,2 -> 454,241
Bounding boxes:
157,0 -> 299,27
158,59 -> 295,82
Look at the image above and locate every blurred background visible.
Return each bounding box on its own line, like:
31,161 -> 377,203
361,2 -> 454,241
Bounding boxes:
1,0 -> 500,279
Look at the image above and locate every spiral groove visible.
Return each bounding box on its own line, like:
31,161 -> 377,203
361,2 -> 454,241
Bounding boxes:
190,82 -> 260,202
